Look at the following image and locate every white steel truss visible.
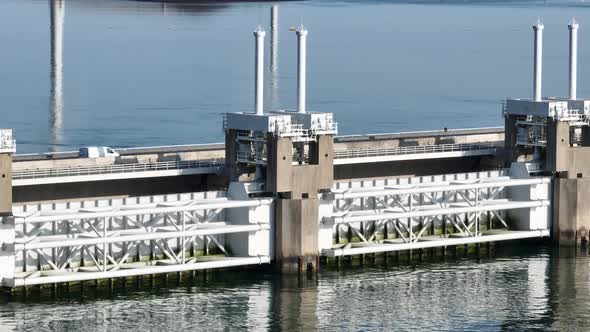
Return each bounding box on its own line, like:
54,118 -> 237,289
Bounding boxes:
322,177 -> 551,257
3,198 -> 272,287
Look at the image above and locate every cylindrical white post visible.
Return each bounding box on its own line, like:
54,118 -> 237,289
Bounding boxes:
569,19 -> 579,100
270,6 -> 279,107
50,0 -> 65,151
254,27 -> 266,115
533,20 -> 544,102
296,26 -> 308,114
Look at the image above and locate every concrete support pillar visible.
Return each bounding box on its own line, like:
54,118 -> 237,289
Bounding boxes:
545,120 -> 571,174
266,136 -> 293,194
266,133 -> 335,274
0,153 -> 12,215
276,198 -> 319,274
553,177 -> 590,247
0,152 -> 13,288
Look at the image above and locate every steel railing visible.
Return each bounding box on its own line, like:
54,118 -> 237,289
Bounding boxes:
333,142 -> 501,159
12,159 -> 223,180
13,143 -> 502,180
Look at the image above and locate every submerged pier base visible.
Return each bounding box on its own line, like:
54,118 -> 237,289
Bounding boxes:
276,198 -> 320,274
553,177 -> 590,246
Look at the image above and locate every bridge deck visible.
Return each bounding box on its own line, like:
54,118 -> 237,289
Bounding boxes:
333,142 -> 501,165
12,160 -> 223,186
12,142 -> 502,186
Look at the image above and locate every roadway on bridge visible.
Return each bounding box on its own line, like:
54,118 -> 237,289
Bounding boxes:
12,142 -> 502,186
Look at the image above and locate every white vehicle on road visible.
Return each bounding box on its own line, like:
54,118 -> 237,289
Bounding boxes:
79,146 -> 120,158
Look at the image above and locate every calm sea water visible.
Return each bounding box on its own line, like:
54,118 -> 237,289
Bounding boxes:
3,0 -> 590,153
1,245 -> 590,331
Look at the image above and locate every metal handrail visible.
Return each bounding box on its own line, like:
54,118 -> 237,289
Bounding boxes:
13,143 -> 501,180
333,142 -> 501,159
13,159 -> 223,180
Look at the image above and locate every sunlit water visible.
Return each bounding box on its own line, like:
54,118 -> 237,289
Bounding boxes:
3,0 -> 590,152
1,245 -> 590,331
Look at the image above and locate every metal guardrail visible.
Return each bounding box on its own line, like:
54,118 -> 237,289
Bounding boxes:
333,143 -> 501,159
12,159 -> 223,180
12,143 -> 502,181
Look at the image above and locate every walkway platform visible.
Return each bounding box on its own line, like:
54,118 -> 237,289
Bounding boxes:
12,160 -> 223,186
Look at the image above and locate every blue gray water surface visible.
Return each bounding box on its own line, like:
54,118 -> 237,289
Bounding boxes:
1,245 -> 590,331
2,1 -> 590,331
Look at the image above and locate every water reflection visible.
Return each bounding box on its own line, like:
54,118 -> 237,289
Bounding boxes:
269,277 -> 319,331
49,0 -> 64,151
3,247 -> 583,331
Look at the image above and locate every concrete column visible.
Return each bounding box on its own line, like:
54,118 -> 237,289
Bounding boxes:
0,153 -> 12,216
267,133 -> 335,274
0,151 -> 14,288
553,177 -> 590,247
266,136 -> 293,194
276,198 -> 319,274
308,135 -> 334,188
545,120 -> 571,174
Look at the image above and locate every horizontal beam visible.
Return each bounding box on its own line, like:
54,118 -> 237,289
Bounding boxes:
324,230 -> 550,257
13,167 -> 221,186
9,256 -> 271,287
15,199 -> 273,224
15,224 -> 269,251
333,148 -> 499,165
330,177 -> 550,200
328,200 -> 550,224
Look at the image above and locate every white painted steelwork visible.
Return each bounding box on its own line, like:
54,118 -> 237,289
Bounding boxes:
0,129 -> 15,153
329,177 -> 549,200
329,200 -> 548,224
569,19 -> 579,100
320,170 -> 551,257
533,20 -> 544,102
254,27 -> 266,115
14,199 -> 271,224
13,257 -> 271,287
333,142 -> 500,165
296,26 -> 308,114
324,230 -> 550,257
2,192 -> 272,287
